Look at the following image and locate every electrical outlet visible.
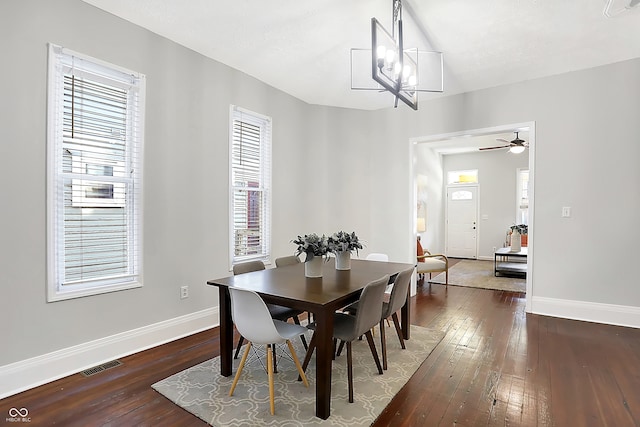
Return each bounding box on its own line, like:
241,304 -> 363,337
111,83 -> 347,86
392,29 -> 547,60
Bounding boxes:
180,285 -> 189,299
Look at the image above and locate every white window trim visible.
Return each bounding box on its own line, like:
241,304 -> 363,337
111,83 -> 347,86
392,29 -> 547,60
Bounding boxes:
516,168 -> 529,225
228,105 -> 272,269
46,44 -> 145,301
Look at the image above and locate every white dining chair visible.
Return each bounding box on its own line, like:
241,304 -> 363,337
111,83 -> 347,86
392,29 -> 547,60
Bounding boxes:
232,261 -> 307,361
365,253 -> 394,293
228,287 -> 309,415
366,253 -> 389,262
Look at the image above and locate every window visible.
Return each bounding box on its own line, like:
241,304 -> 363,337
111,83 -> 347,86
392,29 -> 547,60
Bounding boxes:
229,106 -> 271,266
47,44 -> 145,301
447,169 -> 478,184
451,190 -> 473,200
517,169 -> 529,225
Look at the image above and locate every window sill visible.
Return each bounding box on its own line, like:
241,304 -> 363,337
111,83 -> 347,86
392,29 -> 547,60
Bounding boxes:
47,280 -> 142,302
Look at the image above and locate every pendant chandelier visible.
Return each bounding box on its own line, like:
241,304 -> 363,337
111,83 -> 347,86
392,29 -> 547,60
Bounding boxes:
351,0 -> 444,110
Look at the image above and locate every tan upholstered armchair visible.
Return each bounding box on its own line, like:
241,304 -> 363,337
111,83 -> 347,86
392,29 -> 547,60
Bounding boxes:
416,238 -> 448,286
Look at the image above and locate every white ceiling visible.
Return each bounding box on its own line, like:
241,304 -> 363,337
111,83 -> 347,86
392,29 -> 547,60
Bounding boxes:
82,0 -> 640,111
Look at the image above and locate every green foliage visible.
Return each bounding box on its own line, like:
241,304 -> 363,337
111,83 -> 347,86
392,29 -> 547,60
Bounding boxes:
328,231 -> 363,255
509,224 -> 528,235
292,233 -> 331,258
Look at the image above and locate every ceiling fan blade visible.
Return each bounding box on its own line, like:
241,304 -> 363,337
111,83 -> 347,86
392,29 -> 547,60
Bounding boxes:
495,138 -> 510,143
479,145 -> 510,151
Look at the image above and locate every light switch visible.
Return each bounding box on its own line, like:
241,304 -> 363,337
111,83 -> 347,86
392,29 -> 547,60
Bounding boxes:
562,207 -> 571,217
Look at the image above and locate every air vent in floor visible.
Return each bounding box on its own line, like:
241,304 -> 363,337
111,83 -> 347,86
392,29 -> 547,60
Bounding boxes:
81,359 -> 123,377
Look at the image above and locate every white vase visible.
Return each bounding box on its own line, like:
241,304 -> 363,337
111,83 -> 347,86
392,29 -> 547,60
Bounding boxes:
305,256 -> 323,278
335,251 -> 351,270
510,231 -> 521,252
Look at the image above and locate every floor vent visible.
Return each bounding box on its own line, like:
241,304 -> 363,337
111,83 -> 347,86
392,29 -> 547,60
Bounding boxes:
81,360 -> 123,377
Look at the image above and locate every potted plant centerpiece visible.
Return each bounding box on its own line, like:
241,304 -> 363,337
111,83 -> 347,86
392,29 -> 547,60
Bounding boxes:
328,231 -> 363,270
293,233 -> 331,277
508,224 -> 528,252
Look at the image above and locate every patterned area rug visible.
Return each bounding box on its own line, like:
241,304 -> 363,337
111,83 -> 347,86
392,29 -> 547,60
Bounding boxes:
429,259 -> 526,292
152,325 -> 444,426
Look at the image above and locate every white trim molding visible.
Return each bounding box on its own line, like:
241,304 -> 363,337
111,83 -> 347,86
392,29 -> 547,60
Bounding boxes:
532,296 -> 640,329
0,308 -> 218,399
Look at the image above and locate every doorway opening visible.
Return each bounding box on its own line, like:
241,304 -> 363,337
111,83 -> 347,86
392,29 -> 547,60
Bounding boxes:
410,122 -> 535,312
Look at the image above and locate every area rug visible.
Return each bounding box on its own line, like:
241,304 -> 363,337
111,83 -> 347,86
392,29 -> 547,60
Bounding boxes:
429,259 -> 526,292
152,325 -> 444,426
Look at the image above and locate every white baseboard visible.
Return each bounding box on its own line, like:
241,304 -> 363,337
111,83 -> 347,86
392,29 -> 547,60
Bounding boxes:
0,307 -> 219,400
531,296 -> 640,329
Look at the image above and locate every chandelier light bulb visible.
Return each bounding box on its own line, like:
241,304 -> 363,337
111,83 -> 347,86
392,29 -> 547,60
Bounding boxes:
385,49 -> 395,64
408,74 -> 417,87
402,64 -> 411,79
377,45 -> 387,59
394,61 -> 402,76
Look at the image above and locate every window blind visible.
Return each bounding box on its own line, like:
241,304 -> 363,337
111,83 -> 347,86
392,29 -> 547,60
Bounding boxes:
47,44 -> 145,300
230,106 -> 272,265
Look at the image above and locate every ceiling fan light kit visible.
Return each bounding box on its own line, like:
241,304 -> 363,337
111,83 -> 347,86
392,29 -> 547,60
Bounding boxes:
479,131 -> 529,154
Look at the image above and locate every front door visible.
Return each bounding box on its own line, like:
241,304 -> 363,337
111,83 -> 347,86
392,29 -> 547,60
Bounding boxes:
446,185 -> 478,258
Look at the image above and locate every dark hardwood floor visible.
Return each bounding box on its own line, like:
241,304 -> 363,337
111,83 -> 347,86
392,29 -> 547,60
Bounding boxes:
3,275 -> 640,426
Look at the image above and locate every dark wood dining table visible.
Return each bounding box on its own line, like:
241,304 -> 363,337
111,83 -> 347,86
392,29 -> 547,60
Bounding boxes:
206,258 -> 415,419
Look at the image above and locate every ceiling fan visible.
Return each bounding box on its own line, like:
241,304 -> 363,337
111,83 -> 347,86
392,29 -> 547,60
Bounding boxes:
479,132 -> 528,154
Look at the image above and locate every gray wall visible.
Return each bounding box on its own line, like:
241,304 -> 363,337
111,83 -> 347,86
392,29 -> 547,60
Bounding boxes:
414,146 -> 444,254
1,0 -> 639,374
0,0 -> 387,367
366,59 -> 640,312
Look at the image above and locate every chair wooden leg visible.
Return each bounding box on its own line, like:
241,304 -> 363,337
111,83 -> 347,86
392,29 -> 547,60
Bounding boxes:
287,340 -> 309,387
267,344 -> 275,415
346,341 -> 354,403
364,330 -> 383,375
229,342 -> 251,396
391,312 -> 406,349
445,270 -> 449,286
380,319 -> 388,370
234,336 -> 245,359
292,316 -> 308,350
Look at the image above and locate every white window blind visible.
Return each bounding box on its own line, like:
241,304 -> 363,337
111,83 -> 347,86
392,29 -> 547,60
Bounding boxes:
229,106 -> 272,266
47,44 -> 145,301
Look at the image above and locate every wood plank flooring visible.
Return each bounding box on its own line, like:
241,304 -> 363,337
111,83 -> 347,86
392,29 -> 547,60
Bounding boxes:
3,276 -> 639,426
